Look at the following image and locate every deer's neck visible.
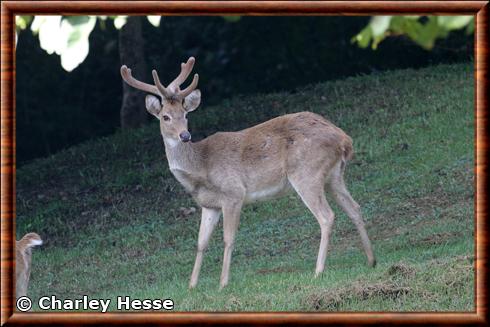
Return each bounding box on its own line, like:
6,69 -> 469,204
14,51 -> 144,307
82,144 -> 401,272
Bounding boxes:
164,138 -> 203,174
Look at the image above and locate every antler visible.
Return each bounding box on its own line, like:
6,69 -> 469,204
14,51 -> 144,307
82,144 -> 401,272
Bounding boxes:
121,57 -> 199,100
153,57 -> 199,100
120,65 -> 162,97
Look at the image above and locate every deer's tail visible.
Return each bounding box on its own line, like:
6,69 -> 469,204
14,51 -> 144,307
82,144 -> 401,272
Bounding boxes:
342,136 -> 354,162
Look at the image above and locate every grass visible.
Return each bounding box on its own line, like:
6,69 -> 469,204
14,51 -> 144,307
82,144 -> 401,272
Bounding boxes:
16,62 -> 474,312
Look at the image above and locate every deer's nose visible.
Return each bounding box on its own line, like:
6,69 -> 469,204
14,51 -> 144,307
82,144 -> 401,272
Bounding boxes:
179,131 -> 191,143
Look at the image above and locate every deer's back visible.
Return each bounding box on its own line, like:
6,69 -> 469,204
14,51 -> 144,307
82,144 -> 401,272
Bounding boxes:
203,111 -> 350,162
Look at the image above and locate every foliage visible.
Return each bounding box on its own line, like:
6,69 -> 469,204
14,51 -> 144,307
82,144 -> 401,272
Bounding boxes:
16,15 -> 161,71
15,15 -> 236,72
353,16 -> 474,50
16,15 -> 474,72
16,63 -> 474,311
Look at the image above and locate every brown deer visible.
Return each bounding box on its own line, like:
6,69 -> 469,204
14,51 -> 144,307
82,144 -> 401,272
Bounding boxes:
120,57 -> 376,289
16,233 -> 43,298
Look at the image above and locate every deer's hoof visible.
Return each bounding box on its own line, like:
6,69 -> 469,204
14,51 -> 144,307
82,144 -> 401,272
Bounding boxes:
368,258 -> 377,268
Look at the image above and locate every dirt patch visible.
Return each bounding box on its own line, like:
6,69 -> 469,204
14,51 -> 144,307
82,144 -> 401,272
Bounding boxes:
412,231 -> 463,246
423,255 -> 474,290
453,254 -> 474,264
371,158 -> 473,240
387,262 -> 417,278
288,284 -> 312,293
304,280 -> 410,311
224,296 -> 242,311
372,194 -> 472,248
302,255 -> 473,311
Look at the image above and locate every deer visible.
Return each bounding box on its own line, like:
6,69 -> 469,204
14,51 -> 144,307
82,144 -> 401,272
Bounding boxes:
16,233 -> 43,298
120,57 -> 376,289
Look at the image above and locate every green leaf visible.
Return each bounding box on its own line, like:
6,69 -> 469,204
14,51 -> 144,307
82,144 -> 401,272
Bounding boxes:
147,16 -> 161,27
352,26 -> 373,48
33,15 -> 96,71
354,15 -> 474,51
438,16 -> 473,31
466,19 -> 475,34
16,16 -> 32,30
59,16 -> 96,71
222,16 -> 241,23
370,16 -> 392,37
36,16 -> 63,54
113,16 -> 128,29
64,16 -> 90,27
411,16 -> 440,50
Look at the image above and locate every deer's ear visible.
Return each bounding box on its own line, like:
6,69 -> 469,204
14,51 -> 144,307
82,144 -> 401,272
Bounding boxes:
183,90 -> 201,112
145,95 -> 162,118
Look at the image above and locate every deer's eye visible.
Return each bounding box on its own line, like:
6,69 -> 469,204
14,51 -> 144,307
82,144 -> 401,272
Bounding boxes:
163,115 -> 171,121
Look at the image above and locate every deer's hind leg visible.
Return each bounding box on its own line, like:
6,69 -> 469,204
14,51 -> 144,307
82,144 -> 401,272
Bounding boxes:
288,170 -> 335,276
219,200 -> 243,289
326,160 -> 376,267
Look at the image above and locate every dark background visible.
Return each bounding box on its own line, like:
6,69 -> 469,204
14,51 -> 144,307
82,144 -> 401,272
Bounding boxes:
16,16 -> 473,165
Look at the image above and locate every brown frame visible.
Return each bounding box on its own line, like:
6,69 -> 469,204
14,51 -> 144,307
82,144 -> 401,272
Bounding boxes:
1,1 -> 488,325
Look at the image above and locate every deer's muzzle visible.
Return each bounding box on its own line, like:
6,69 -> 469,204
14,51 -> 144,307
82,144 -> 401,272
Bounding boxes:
179,131 -> 191,143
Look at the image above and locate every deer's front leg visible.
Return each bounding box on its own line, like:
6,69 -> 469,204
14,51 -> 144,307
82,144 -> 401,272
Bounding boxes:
220,201 -> 243,289
189,207 -> 221,289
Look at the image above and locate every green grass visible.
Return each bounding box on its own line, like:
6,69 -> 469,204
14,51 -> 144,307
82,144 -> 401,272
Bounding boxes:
16,62 -> 474,312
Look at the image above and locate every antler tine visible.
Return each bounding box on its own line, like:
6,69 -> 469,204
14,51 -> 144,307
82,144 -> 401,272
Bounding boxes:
178,73 -> 199,98
120,65 -> 161,97
167,57 -> 196,92
152,70 -> 172,99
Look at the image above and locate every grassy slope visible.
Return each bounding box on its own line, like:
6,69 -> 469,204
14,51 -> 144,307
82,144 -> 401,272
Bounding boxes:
17,63 -> 474,311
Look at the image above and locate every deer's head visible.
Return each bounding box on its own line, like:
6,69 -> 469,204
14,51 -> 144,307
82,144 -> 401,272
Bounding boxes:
120,57 -> 201,144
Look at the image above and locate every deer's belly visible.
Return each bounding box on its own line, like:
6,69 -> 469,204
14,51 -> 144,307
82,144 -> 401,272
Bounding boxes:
171,168 -> 292,207
244,179 -> 292,203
